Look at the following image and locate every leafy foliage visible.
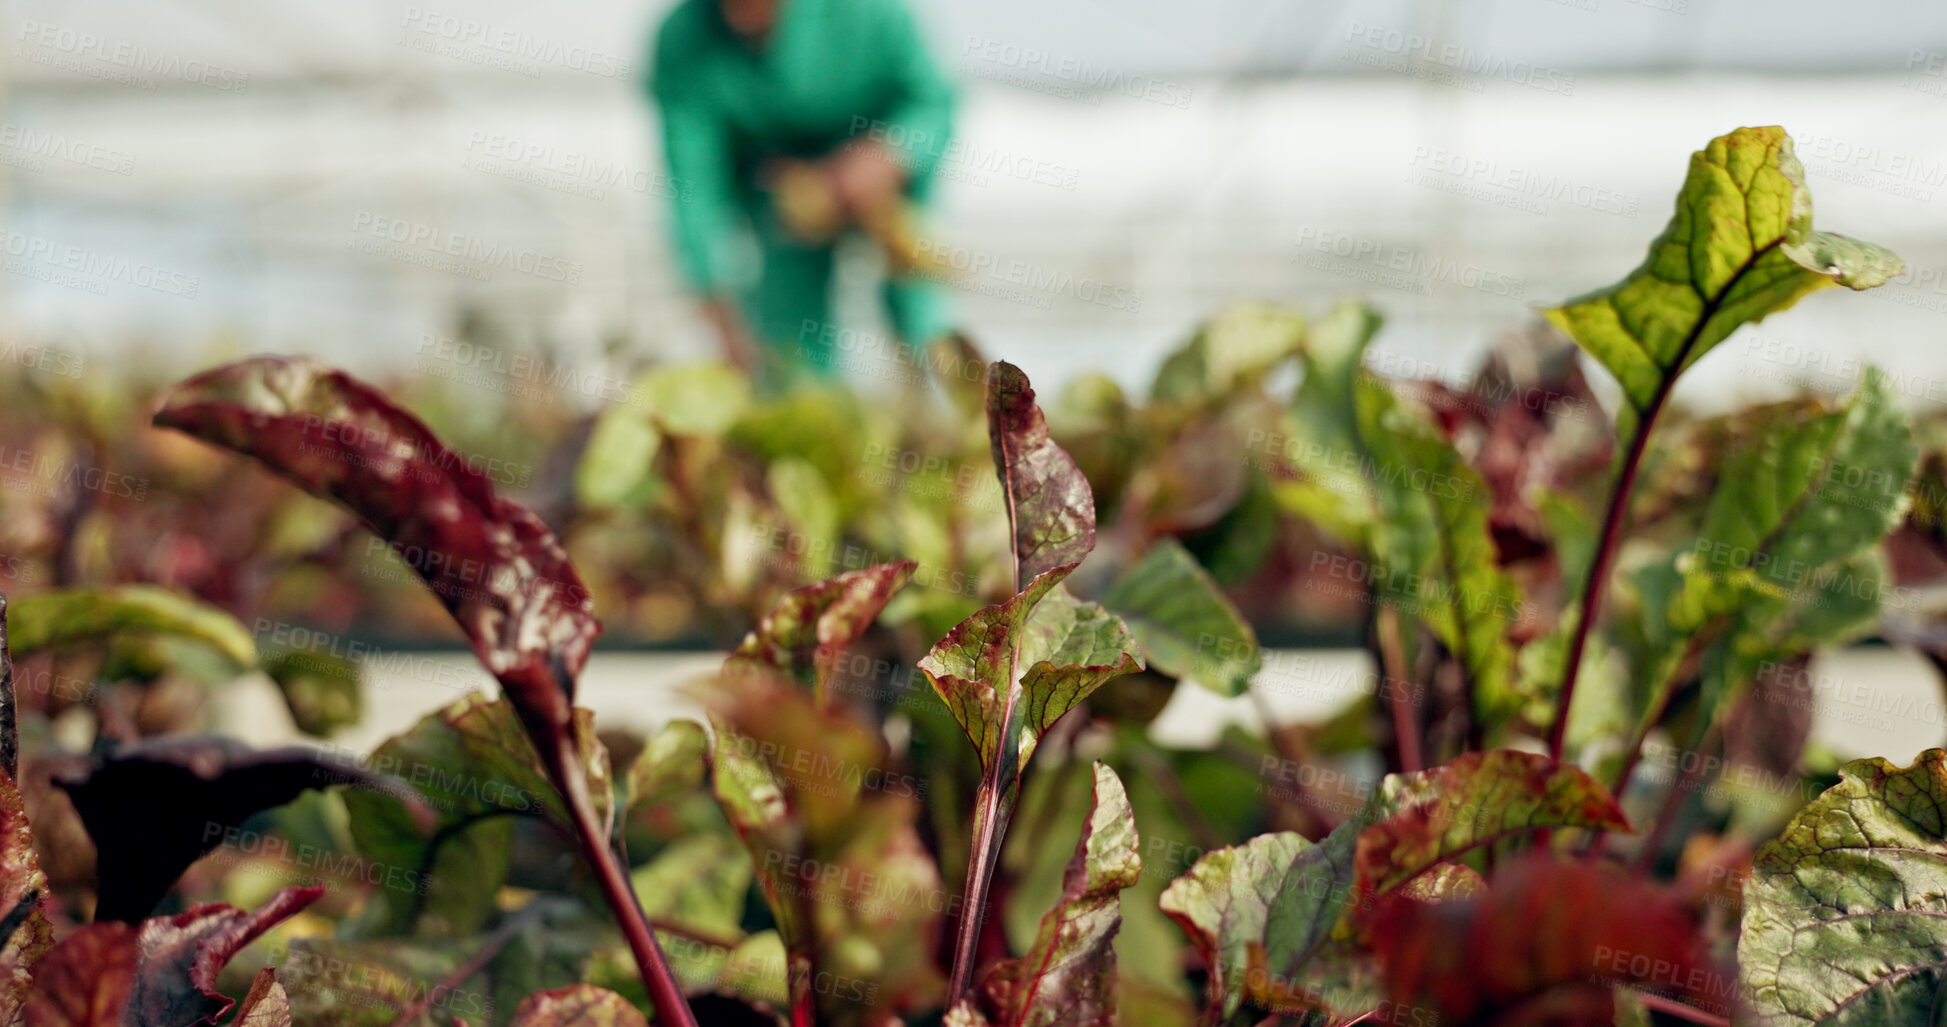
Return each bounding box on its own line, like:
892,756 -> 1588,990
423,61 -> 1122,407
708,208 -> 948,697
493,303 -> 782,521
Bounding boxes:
23,886 -> 322,1026
1740,749 -> 1947,1026
1351,750 -> 1629,901
725,561 -> 916,700
987,362 -> 1098,589
951,762 -> 1139,1027
1370,857 -> 1723,1026
709,670 -> 947,1025
55,737 -> 420,922
8,586 -> 258,670
1546,125 -> 1901,440
340,694 -> 610,937
1159,828 -> 1360,1022
154,355 -> 601,735
1100,540 -> 1259,697
1159,750 -> 1630,1024
0,125 -> 1938,1027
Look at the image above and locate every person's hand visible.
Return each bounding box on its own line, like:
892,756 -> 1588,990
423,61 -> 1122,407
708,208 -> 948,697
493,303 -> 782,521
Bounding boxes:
767,158 -> 846,244
703,297 -> 760,374
821,140 -> 933,273
823,140 -> 907,221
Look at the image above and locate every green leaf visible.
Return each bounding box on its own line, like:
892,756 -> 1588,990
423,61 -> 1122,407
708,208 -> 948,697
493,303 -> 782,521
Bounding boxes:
1273,303 -> 1385,548
1638,369 -> 1916,728
988,361 -> 1097,590
1352,749 -> 1630,901
486,906 -> 612,1026
575,401 -> 662,511
930,333 -> 992,418
632,833 -> 750,972
1271,301 -> 1521,726
634,362 -> 752,438
728,384 -> 871,488
280,936 -> 476,1025
1698,552 -> 1888,729
344,694 -> 611,937
260,644 -> 364,737
707,719 -> 801,939
767,457 -> 842,578
1291,302 -> 1382,458
8,585 -> 256,668
1355,381 -> 1523,723
1545,126 -> 1902,439
705,671 -> 946,1026
1102,539 -> 1261,697
624,720 -> 709,812
1150,303 -> 1307,405
1687,367 -> 1914,597
919,568 -> 1142,778
1186,469 -> 1279,587
635,835 -> 747,940
727,561 -> 916,702
701,930 -> 791,1008
957,763 -> 1140,1027
1739,748 -> 1947,1026
1158,824 -> 1359,1022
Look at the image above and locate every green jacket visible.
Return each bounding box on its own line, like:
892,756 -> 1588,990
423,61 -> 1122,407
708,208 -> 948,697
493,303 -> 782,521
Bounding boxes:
647,0 -> 957,293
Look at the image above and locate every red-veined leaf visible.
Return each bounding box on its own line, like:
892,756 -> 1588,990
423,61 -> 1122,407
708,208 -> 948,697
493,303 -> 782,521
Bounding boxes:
957,762 -> 1139,1027
726,561 -> 915,702
153,356 -> 599,733
988,362 -> 1096,590
1353,750 -> 1629,902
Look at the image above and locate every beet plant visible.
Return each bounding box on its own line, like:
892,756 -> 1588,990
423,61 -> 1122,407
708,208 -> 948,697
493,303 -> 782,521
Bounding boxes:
0,124 -> 1936,1027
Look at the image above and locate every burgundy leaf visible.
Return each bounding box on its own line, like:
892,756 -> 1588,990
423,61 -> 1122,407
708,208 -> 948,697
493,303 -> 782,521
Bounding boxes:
153,356 -> 600,733
126,886 -> 323,1027
54,736 -> 422,921
0,766 -> 52,1024
23,887 -> 320,1027
1403,330 -> 1608,570
21,922 -> 137,1027
987,362 -> 1097,590
1,592 -> 18,780
685,993 -> 788,1027
1368,856 -> 1725,1026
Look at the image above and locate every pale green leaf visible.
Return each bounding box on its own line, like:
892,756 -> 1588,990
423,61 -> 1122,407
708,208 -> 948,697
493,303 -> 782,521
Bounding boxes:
9,585 -> 256,668
1102,539 -> 1261,697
